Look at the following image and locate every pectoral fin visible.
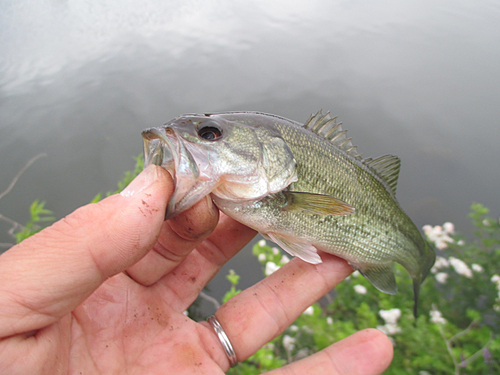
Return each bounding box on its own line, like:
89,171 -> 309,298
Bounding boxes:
356,263 -> 398,295
267,232 -> 322,264
282,191 -> 355,216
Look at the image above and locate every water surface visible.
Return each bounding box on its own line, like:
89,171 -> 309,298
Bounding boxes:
1,0 -> 499,299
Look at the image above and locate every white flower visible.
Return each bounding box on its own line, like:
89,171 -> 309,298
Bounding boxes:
264,343 -> 275,351
431,256 -> 450,274
435,256 -> 450,268
443,222 -> 455,234
377,309 -> 402,336
258,253 -> 266,262
354,284 -> 367,294
258,239 -> 267,247
265,261 -> 280,276
183,310 -> 189,316
352,270 -> 360,278
449,257 -> 472,278
283,335 -> 296,352
427,225 -> 443,243
435,272 -> 448,284
379,309 -> 401,325
423,224 -> 454,249
436,235 -> 454,250
326,317 -> 333,325
303,306 -> 314,316
472,264 -> 483,273
423,225 -> 433,237
289,325 -> 299,332
491,274 -> 500,285
272,247 -> 280,255
419,371 -> 431,375
377,323 -> 401,335
430,308 -> 446,324
281,255 -> 290,264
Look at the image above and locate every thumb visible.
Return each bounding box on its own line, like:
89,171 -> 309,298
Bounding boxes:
0,165 -> 172,338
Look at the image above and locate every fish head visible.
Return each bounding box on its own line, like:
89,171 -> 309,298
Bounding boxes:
142,113 -> 297,218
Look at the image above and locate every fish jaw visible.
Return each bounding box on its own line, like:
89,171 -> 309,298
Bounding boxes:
142,127 -> 218,218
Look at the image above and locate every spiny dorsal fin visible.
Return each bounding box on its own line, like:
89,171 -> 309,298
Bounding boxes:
364,155 -> 401,194
303,110 -> 363,160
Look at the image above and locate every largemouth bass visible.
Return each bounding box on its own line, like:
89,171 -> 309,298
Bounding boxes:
142,111 -> 436,315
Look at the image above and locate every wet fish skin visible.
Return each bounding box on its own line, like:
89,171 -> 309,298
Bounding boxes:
142,113 -> 298,218
142,111 -> 436,315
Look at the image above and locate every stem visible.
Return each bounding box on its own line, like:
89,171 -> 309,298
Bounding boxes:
458,336 -> 492,368
0,153 -> 46,201
198,291 -> 221,311
436,311 -> 490,374
0,214 -> 25,239
1,154 -> 46,243
448,319 -> 477,343
437,323 -> 460,375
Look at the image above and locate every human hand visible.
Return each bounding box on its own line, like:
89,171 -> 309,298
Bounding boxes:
0,165 -> 393,374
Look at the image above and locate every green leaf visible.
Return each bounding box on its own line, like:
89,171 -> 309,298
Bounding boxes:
15,200 -> 54,243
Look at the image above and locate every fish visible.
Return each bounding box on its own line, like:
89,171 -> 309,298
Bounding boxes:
141,111 -> 436,315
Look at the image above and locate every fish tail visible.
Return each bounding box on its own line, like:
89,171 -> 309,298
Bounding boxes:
412,278 -> 421,318
412,242 -> 437,318
422,242 -> 437,280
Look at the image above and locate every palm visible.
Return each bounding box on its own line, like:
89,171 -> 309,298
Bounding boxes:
69,273 -> 222,374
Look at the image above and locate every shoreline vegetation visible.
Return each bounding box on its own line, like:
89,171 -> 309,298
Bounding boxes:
2,155 -> 499,374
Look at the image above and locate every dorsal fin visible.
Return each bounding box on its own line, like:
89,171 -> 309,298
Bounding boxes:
304,111 -> 401,195
364,155 -> 401,194
303,110 -> 363,160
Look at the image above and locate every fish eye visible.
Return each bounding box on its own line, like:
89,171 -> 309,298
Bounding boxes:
197,126 -> 222,141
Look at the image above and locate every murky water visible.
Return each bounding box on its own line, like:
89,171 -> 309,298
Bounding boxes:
1,0 -> 499,299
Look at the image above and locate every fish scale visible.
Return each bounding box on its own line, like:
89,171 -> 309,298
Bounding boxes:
141,110 -> 436,315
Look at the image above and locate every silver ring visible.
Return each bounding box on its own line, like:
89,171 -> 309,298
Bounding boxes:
207,315 -> 238,367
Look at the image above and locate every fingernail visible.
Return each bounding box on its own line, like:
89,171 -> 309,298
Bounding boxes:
120,165 -> 159,197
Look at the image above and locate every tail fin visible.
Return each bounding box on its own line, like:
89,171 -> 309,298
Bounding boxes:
412,279 -> 421,318
413,242 -> 436,318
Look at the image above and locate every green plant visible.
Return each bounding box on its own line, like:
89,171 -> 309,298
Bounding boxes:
15,200 -> 54,243
9,158 -> 500,374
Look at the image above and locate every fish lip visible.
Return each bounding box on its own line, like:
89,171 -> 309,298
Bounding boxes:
142,127 -> 176,174
142,126 -> 211,219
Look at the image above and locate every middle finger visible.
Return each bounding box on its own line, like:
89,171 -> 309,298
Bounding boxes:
126,195 -> 219,286
153,212 -> 257,312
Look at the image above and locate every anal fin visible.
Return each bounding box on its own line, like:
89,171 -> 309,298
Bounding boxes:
356,263 -> 398,295
267,232 -> 322,264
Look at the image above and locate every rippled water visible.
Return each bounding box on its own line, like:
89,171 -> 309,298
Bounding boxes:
1,0 -> 499,297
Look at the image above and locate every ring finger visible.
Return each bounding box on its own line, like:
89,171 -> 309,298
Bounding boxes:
200,253 -> 354,364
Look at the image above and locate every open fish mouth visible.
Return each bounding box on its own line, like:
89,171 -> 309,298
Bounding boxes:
142,128 -> 175,175
141,126 -> 217,218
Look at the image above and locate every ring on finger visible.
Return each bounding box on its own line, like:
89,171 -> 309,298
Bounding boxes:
207,315 -> 238,367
